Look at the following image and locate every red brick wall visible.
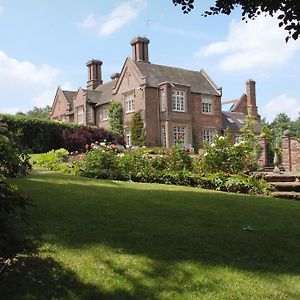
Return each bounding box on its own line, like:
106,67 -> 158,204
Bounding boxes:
192,94 -> 222,148
51,88 -> 69,120
282,134 -> 300,172
258,136 -> 269,167
232,96 -> 248,115
145,87 -> 159,146
73,89 -> 86,125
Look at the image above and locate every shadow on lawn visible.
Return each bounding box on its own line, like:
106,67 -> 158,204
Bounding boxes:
4,172 -> 300,298
22,174 -> 300,274
1,254 -> 146,299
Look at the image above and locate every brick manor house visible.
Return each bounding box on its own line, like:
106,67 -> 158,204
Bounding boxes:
50,36 -> 260,148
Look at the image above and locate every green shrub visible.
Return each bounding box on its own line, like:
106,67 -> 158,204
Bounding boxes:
130,112 -> 145,146
0,178 -> 30,257
201,135 -> 259,174
108,101 -> 123,135
118,151 -> 153,181
76,148 -> 118,179
164,146 -> 193,172
0,123 -> 31,177
0,114 -> 80,153
36,148 -> 69,171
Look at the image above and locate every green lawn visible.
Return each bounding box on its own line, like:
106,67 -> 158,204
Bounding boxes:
2,168 -> 300,299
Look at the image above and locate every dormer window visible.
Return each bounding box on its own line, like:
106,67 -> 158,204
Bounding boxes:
202,98 -> 213,114
172,89 -> 186,112
227,117 -> 235,124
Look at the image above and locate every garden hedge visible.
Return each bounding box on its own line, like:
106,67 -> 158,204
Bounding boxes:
0,114 -> 124,153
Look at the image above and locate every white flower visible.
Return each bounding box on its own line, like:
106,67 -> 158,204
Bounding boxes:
219,136 -> 224,140
203,152 -> 208,157
100,142 -> 106,147
210,143 -> 215,147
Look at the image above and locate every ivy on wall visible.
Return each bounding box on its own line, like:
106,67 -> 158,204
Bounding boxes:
130,112 -> 145,146
108,101 -> 123,135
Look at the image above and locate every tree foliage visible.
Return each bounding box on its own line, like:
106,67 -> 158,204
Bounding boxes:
16,106 -> 51,120
172,0 -> 300,41
262,112 -> 300,146
130,112 -> 145,146
108,101 -> 123,135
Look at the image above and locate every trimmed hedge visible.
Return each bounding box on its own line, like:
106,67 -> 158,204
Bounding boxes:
0,114 -> 124,153
0,114 -> 80,153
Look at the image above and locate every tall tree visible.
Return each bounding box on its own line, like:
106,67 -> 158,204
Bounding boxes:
172,0 -> 300,41
26,106 -> 51,119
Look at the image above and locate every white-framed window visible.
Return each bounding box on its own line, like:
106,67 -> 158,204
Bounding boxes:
203,129 -> 215,144
161,124 -> 167,147
87,105 -> 94,123
202,98 -> 213,114
159,88 -> 166,112
126,130 -> 132,146
77,106 -> 84,124
102,107 -> 108,121
124,93 -> 134,113
173,125 -> 186,145
172,89 -> 186,112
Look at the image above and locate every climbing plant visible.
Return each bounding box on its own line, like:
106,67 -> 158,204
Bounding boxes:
108,101 -> 123,135
130,112 -> 145,146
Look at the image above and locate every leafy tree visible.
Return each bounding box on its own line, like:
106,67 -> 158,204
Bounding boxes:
26,105 -> 51,119
130,112 -> 145,146
108,101 -> 123,135
172,0 -> 300,41
0,122 -> 31,258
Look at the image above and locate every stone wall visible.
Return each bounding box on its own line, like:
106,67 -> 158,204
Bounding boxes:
282,132 -> 300,172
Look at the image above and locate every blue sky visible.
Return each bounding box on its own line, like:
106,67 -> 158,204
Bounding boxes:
0,0 -> 299,121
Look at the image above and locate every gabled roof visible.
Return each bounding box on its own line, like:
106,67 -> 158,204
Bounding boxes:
84,89 -> 102,104
222,111 -> 261,133
85,80 -> 116,106
230,94 -> 247,112
133,60 -> 221,95
62,90 -> 77,110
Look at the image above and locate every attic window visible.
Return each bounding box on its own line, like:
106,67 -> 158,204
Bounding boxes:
227,117 -> 235,124
237,119 -> 245,124
202,98 -> 213,114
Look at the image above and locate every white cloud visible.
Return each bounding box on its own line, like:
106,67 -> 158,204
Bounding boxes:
0,51 -> 61,113
99,0 -> 147,36
0,4 -> 4,14
196,16 -> 300,72
262,94 -> 300,122
31,89 -> 55,107
77,14 -> 96,29
0,51 -> 59,89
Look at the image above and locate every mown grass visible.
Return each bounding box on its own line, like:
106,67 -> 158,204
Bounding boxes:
2,168 -> 300,299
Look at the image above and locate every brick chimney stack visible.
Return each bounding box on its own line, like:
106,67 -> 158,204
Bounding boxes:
246,79 -> 259,120
130,36 -> 150,63
86,59 -> 103,90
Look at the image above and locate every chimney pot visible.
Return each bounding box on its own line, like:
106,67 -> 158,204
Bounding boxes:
130,36 -> 150,63
86,59 -> 103,90
246,79 -> 259,120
